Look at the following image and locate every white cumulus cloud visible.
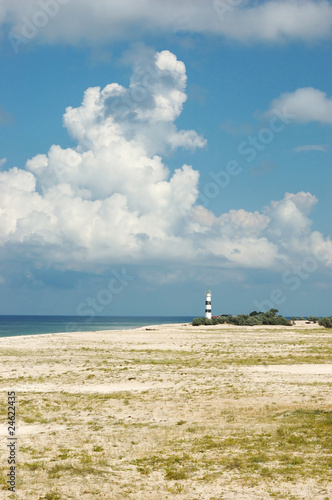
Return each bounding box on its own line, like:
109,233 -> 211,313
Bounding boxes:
0,50 -> 331,276
266,87 -> 332,124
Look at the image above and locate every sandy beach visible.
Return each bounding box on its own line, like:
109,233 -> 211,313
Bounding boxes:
0,322 -> 331,499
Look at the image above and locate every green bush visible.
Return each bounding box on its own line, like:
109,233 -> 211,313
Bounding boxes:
273,316 -> 292,325
192,309 -> 291,327
246,316 -> 261,326
192,317 -> 212,326
318,316 -> 332,328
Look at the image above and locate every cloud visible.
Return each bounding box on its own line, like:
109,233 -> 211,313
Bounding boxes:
266,87 -> 332,124
0,157 -> 7,168
138,268 -> 187,286
294,145 -> 328,152
213,0 -> 332,43
0,49 -> 331,277
0,49 -> 205,268
2,0 -> 332,50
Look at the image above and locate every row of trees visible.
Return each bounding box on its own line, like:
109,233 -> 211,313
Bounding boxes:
192,310 -> 332,328
192,309 -> 291,326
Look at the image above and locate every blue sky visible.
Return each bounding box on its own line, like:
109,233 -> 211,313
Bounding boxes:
0,0 -> 331,317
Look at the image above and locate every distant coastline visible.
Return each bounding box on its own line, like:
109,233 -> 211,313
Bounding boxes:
0,315 -> 194,338
0,314 -> 326,339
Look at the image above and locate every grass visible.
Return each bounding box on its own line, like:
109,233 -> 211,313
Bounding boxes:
0,468 -> 8,490
133,408 -> 332,482
134,453 -> 197,480
41,492 -> 63,500
0,325 -> 331,499
24,461 -> 45,471
47,461 -> 107,478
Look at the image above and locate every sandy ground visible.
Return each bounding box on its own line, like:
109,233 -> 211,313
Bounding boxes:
0,321 -> 331,499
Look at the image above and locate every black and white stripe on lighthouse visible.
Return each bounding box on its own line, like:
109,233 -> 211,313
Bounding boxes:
205,289 -> 211,319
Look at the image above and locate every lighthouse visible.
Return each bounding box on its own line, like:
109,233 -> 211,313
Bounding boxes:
205,289 -> 212,319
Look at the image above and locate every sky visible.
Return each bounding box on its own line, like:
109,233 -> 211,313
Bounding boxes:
0,0 -> 331,317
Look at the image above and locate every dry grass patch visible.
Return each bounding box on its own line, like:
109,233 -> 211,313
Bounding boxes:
0,324 -> 331,499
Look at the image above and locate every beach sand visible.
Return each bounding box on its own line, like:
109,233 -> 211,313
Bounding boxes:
0,321 -> 331,499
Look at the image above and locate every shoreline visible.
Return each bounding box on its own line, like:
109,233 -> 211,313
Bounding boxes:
0,317 -> 194,340
0,322 -> 192,341
0,319 -> 321,341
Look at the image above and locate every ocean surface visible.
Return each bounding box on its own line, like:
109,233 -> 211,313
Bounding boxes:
0,316 -> 194,338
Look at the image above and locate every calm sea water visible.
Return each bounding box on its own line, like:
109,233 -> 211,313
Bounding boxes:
0,316 -> 194,338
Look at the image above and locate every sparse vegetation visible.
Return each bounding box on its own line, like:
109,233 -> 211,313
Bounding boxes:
42,492 -> 62,500
0,323 -> 331,498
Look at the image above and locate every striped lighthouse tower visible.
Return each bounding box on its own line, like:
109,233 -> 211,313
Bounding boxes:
205,289 -> 212,319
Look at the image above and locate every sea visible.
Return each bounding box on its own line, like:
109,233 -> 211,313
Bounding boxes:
0,316 -> 194,338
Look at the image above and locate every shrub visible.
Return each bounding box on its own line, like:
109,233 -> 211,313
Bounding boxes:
246,316 -> 261,326
318,316 -> 332,328
273,316 -> 292,326
192,317 -> 212,326
192,309 -> 291,326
